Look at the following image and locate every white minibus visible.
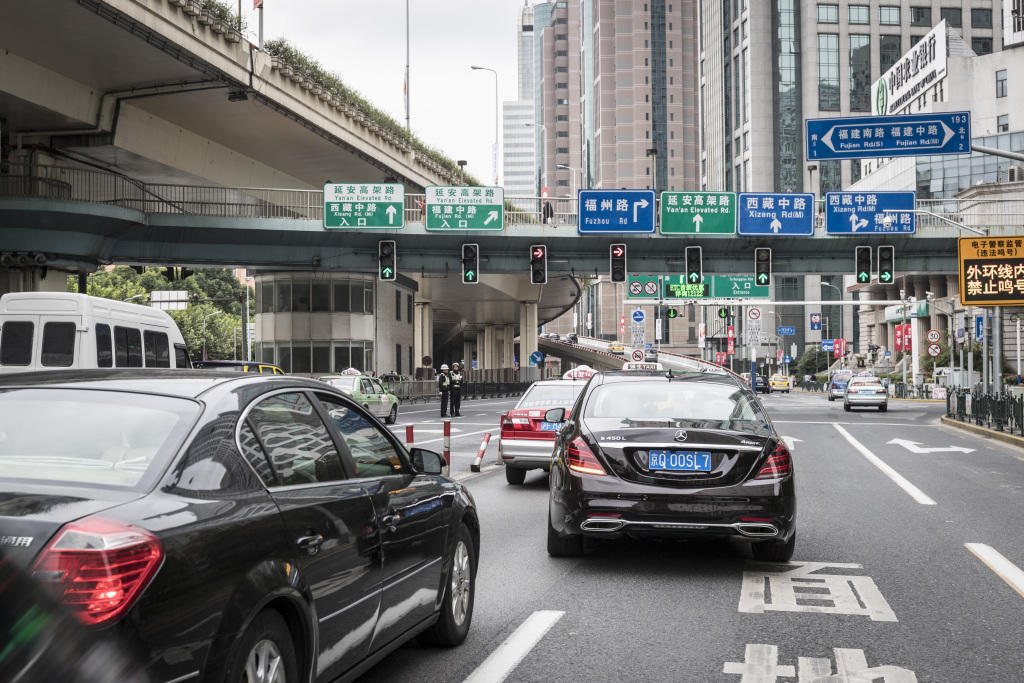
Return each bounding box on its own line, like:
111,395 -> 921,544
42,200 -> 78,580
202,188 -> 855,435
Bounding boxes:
0,292 -> 192,373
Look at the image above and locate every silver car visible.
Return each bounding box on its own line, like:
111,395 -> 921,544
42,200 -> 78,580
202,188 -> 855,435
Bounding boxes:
843,375 -> 888,412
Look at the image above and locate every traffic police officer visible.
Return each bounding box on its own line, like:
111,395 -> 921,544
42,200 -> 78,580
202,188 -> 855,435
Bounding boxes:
437,364 -> 451,417
450,362 -> 463,417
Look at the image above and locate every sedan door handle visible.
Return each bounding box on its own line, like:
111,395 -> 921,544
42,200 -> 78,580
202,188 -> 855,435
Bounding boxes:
381,514 -> 399,531
296,534 -> 324,554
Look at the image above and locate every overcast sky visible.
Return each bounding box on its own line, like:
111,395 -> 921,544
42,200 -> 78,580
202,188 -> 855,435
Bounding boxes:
247,0 -> 528,183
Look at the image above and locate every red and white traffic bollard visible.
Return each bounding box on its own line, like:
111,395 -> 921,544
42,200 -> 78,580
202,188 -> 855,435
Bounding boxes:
405,424 -> 414,446
469,433 -> 492,472
442,419 -> 451,467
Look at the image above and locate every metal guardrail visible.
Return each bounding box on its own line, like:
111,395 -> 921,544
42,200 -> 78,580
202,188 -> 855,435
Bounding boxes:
385,378 -> 530,403
4,164 -> 1024,231
946,388 -> 1024,435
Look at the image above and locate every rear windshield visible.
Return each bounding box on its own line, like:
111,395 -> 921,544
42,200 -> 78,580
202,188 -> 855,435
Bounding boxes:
518,382 -> 586,409
0,389 -> 199,491
850,378 -> 883,387
583,380 -> 770,434
832,373 -> 853,384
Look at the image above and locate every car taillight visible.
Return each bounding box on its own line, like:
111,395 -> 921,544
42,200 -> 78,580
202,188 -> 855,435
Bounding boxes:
567,437 -> 606,476
754,442 -> 793,480
32,516 -> 163,626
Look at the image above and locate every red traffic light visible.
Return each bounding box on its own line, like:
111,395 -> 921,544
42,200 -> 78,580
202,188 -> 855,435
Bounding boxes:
532,247 -> 545,259
612,246 -> 625,258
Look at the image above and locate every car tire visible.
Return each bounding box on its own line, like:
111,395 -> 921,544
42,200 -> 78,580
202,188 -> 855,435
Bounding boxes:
843,403 -> 851,411
879,404 -> 888,412
386,405 -> 398,424
505,466 -> 527,485
420,524 -> 476,647
828,395 -> 834,401
225,610 -> 299,683
547,511 -> 583,557
751,533 -> 795,562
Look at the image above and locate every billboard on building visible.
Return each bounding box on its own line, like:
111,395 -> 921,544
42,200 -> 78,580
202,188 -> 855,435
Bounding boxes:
872,20 -> 947,116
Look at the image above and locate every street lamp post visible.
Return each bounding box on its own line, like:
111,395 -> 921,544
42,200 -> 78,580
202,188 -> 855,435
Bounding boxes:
470,65 -> 499,185
202,310 -> 222,361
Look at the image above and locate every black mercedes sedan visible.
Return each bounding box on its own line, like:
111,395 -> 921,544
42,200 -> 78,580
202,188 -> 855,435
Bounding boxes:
545,369 -> 795,561
0,370 -> 479,683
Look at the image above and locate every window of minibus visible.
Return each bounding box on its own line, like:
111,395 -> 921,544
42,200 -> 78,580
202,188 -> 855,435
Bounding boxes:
0,321 -> 34,366
41,322 -> 76,367
114,326 -> 143,367
96,323 -> 113,367
144,331 -> 170,368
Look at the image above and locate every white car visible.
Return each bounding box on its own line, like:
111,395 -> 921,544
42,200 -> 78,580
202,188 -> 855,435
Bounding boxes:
843,376 -> 888,412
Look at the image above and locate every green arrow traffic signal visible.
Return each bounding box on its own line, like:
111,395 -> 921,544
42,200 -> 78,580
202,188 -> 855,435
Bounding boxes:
689,272 -> 700,282
858,271 -> 869,283
880,271 -> 892,282
757,273 -> 769,284
382,266 -> 393,278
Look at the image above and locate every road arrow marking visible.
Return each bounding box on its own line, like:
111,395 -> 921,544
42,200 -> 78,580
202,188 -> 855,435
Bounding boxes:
386,204 -> 397,224
692,214 -> 703,232
770,217 -> 782,233
634,198 -> 649,222
886,438 -> 975,454
484,210 -> 498,225
781,436 -> 802,451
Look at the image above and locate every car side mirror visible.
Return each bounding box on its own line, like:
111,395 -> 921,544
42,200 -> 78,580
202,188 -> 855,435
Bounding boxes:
544,407 -> 566,423
410,448 -> 448,477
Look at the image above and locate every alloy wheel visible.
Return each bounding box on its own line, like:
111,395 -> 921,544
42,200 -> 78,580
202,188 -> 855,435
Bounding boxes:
450,539 -> 472,626
243,639 -> 285,683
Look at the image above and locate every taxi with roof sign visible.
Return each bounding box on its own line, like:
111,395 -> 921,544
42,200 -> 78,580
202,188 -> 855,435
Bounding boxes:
318,372 -> 400,424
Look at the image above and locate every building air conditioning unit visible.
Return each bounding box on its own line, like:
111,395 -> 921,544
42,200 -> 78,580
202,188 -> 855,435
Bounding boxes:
1009,166 -> 1024,182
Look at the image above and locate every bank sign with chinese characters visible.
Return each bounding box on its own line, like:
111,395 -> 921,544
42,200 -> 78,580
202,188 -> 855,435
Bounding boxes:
324,183 -> 405,229
958,237 -> 1024,306
873,20 -> 947,116
424,186 -> 504,231
824,191 -> 916,234
660,192 -> 736,235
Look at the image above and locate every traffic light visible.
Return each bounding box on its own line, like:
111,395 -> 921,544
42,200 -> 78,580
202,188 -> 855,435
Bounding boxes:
718,307 -> 729,320
877,245 -> 894,284
610,243 -> 627,282
667,308 -> 678,319
461,243 -> 479,284
854,245 -> 872,284
378,240 -> 397,281
529,244 -> 547,284
754,248 -> 771,286
685,246 -> 702,284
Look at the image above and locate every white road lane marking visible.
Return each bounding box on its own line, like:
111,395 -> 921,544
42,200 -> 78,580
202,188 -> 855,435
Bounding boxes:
462,610 -> 565,683
780,436 -> 801,451
399,398 -> 521,416
723,644 -> 917,682
773,420 -> 941,427
964,543 -> 1024,599
414,427 -> 499,447
739,562 -> 898,622
833,424 -> 936,505
886,438 -> 975,454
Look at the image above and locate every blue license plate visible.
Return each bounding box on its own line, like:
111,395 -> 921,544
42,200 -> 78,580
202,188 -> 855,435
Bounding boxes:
648,450 -> 712,471
540,422 -> 560,431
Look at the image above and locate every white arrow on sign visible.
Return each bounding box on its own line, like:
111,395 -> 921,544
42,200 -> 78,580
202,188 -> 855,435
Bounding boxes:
770,217 -> 782,233
849,213 -> 868,232
386,205 -> 397,224
886,439 -> 975,454
484,210 -> 498,225
692,214 -> 704,232
633,198 -> 649,222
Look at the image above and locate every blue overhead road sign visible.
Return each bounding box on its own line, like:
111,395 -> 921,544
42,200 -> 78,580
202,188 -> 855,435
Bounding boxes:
578,190 -> 656,233
805,111 -> 971,160
737,193 -> 815,236
825,191 -> 916,235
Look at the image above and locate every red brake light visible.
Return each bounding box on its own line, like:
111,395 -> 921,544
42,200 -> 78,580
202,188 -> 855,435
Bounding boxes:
567,437 -> 607,476
32,516 -> 163,626
754,442 -> 793,480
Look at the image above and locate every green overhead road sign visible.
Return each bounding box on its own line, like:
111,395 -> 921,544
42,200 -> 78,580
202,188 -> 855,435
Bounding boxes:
425,186 -> 504,231
324,183 -> 404,229
660,191 -> 736,235
712,275 -> 770,299
662,275 -> 709,299
632,274 -> 770,300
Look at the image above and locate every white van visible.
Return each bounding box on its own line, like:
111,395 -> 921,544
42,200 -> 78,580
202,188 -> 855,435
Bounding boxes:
0,292 -> 192,373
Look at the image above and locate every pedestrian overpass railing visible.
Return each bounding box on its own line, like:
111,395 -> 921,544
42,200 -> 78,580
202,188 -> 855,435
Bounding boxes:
3,164 -> 1024,232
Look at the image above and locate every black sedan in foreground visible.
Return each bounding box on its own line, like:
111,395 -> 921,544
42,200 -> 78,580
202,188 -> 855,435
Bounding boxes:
0,370 -> 479,683
545,369 -> 795,561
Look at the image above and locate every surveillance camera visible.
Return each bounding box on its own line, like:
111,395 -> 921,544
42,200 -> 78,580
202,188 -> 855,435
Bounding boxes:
925,291 -> 934,299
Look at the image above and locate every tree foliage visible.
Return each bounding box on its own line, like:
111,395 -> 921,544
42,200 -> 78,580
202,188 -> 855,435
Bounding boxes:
67,267 -> 253,359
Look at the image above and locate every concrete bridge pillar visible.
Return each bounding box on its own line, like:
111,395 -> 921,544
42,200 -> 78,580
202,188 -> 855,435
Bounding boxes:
519,301 -> 539,381
481,325 -> 497,370
1,268 -> 72,297
414,301 -> 433,370
929,275 -> 948,338
463,339 -> 475,371
501,325 -> 515,368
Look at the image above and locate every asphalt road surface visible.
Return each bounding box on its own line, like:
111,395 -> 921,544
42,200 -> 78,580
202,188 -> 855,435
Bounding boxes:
366,391 -> 1024,682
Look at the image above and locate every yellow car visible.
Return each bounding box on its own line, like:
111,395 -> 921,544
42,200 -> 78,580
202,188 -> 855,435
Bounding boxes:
770,374 -> 791,393
607,341 -> 625,354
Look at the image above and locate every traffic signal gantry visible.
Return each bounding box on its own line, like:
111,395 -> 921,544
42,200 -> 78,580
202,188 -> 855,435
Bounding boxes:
855,245 -> 872,284
610,244 -> 627,282
378,240 -> 396,281
754,248 -> 771,286
462,243 -> 479,284
530,245 -> 548,285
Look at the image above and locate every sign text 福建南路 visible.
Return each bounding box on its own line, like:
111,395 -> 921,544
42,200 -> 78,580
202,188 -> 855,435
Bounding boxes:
958,237 -> 1024,306
805,111 -> 970,160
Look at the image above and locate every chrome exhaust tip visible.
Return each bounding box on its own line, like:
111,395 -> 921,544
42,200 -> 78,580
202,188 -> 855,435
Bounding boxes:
734,523 -> 779,537
581,518 -> 626,532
